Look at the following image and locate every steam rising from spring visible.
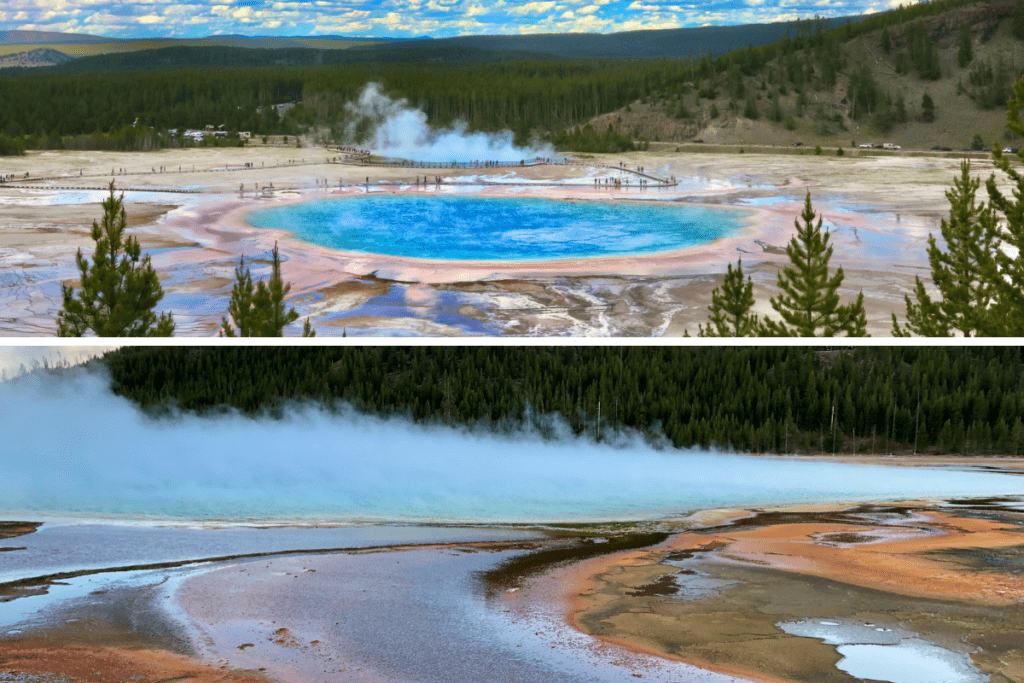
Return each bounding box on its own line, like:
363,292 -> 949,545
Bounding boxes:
345,83 -> 555,163
3,371 -> 1022,523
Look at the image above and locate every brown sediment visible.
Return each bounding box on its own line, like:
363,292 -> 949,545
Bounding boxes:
560,548 -> 799,683
814,531 -> 878,544
0,641 -> 270,683
480,532 -> 668,597
0,522 -> 41,539
561,502 -> 1024,683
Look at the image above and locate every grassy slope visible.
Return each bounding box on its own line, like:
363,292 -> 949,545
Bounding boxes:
590,2 -> 1023,152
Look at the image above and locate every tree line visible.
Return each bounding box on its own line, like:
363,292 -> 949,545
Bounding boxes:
99,345 -> 1024,457
0,59 -> 687,152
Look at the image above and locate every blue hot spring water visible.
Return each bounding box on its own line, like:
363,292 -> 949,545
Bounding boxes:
3,373 -> 1024,525
245,195 -> 744,261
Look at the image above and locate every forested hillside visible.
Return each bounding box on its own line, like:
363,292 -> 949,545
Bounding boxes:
34,44 -> 556,73
598,0 -> 1024,148
0,0 -> 1018,154
0,58 -> 685,151
99,346 -> 1024,457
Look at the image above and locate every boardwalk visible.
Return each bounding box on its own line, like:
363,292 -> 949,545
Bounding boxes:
0,150 -> 678,192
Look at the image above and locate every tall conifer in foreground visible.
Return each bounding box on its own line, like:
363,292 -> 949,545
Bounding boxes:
697,194 -> 868,337
221,242 -> 315,337
698,259 -> 759,336
761,191 -> 868,336
894,77 -> 1024,336
892,162 -> 998,337
57,181 -> 174,337
983,76 -> 1024,334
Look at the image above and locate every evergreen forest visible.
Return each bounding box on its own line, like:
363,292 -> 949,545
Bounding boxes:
0,0 -> 1019,153
98,345 -> 1024,457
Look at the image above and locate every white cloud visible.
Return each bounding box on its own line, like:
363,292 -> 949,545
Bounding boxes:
449,17 -> 486,29
507,1 -> 556,15
553,12 -> 609,30
0,0 -> 903,39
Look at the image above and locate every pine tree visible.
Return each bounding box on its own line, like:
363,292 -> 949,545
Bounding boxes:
221,242 -> 314,337
761,191 -> 868,336
743,97 -> 759,120
57,181 -> 174,337
894,95 -> 908,123
221,256 -> 257,337
957,24 -> 973,68
983,76 -> 1024,334
698,259 -> 759,336
892,162 -> 999,337
921,92 -> 935,122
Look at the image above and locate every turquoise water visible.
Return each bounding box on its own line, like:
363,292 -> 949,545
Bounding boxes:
246,195 -> 743,261
3,374 -> 1024,524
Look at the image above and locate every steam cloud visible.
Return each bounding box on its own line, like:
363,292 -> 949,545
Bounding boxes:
2,371 -> 1022,523
345,83 -> 556,163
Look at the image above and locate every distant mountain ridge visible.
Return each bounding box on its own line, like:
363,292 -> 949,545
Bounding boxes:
0,17 -> 862,59
362,16 -> 866,59
0,30 -> 420,46
0,30 -> 117,44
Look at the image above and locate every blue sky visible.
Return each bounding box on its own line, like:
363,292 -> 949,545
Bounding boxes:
3,0 -> 916,39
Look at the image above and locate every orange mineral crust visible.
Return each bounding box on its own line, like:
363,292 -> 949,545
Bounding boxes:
695,511 -> 1024,605
0,642 -> 270,683
561,505 -> 1024,683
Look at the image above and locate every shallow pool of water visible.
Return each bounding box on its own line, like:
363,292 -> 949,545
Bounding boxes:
246,195 -> 744,261
173,546 -> 749,683
778,619 -> 987,683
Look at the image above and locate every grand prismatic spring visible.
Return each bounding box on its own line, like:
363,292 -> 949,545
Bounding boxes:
245,195 -> 743,262
0,143 -> 972,336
